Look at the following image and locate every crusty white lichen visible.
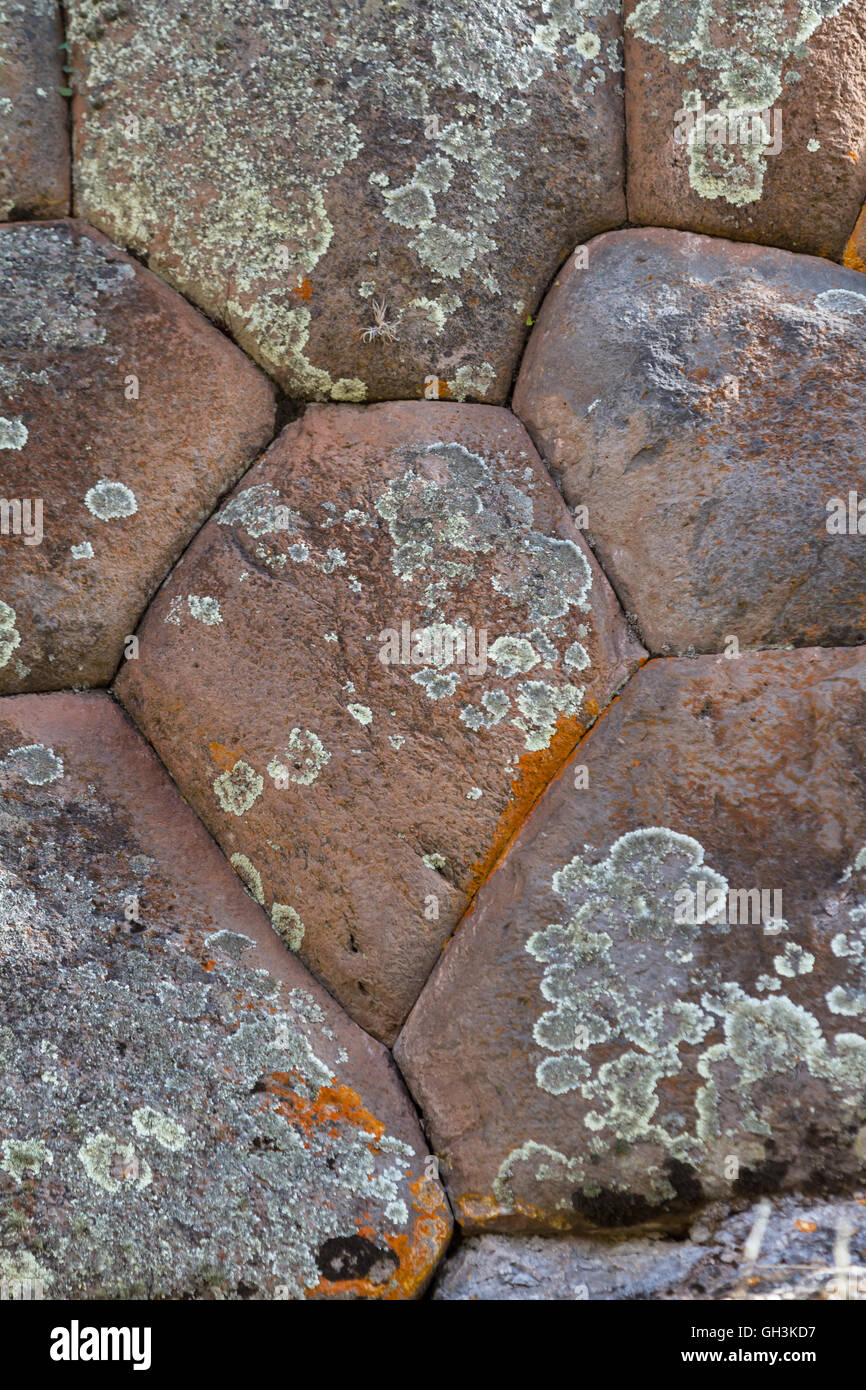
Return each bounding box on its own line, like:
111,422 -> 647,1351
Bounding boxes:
213,760 -> 264,816
267,729 -> 330,787
84,479 -> 138,520
0,600 -> 21,669
627,0 -> 851,206
511,826 -> 866,1210
0,223 -> 133,399
0,774 -> 428,1298
2,743 -> 63,785
67,0 -> 621,398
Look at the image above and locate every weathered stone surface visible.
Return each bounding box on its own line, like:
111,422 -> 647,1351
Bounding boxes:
432,1231 -> 704,1300
432,1196 -> 866,1299
67,0 -> 626,404
0,220 -> 276,693
624,0 -> 866,258
672,1195 -> 866,1301
513,228 -> 866,655
0,692 -> 450,1299
395,649 -> 866,1234
116,402 -> 644,1042
0,0 -> 69,219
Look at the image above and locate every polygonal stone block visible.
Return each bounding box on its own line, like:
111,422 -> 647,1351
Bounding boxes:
116,401 -> 645,1042
396,649 -> 866,1234
0,692 -> 450,1299
624,0 -> 866,258
67,0 -> 626,402
0,220 -> 276,692
514,228 -> 866,655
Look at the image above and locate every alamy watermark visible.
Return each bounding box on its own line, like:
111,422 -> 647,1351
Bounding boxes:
674,100 -> 783,159
0,497 -> 43,545
674,880 -> 784,930
378,620 -> 488,679
826,490 -> 866,535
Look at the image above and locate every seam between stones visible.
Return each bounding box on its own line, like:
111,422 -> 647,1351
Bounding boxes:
55,0 -> 74,217
393,652 -> 653,1035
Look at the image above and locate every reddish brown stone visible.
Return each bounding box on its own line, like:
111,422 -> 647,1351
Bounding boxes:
0,219 -> 276,693
624,0 -> 866,258
513,228 -> 866,655
67,0 -> 626,403
0,0 -> 69,219
395,649 -> 866,1234
0,691 -> 450,1298
116,402 -> 645,1042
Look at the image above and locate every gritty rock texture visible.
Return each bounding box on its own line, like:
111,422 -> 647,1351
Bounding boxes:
396,649 -> 866,1234
514,228 -> 866,655
668,1195 -> 866,1301
0,220 -> 275,692
116,402 -> 644,1043
0,692 -> 450,1299
432,1231 -> 704,1299
432,1195 -> 866,1299
624,0 -> 866,258
66,0 -> 626,403
0,0 -> 69,219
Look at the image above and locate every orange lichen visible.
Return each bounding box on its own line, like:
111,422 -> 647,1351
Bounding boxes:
466,711 -> 586,896
422,379 -> 451,399
291,276 -> 313,301
208,740 -> 249,769
307,1176 -> 452,1300
256,1073 -> 387,1142
843,206 -> 866,274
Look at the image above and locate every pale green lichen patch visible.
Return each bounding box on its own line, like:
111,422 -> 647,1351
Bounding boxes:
0,772 -> 427,1297
1,1137 -> 53,1182
271,903 -> 305,952
230,852 -> 264,906
217,484 -> 297,539
67,0 -> 621,398
187,595 -> 222,626
0,1249 -> 52,1294
0,416 -> 27,449
213,760 -> 263,816
627,0 -> 851,206
372,440 -> 594,750
78,1133 -> 153,1194
132,1108 -> 189,1153
267,729 -> 330,787
0,600 -> 21,669
2,743 -> 63,785
84,479 -> 137,520
513,826 -> 866,1211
